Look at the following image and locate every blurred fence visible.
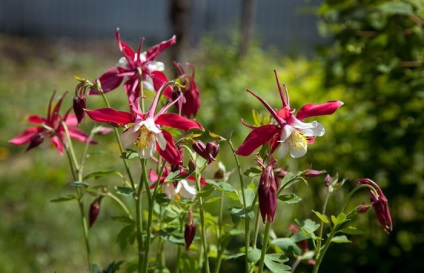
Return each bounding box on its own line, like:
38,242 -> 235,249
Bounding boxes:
0,0 -> 324,54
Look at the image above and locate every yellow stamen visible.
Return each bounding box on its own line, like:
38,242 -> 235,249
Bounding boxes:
137,126 -> 154,150
288,130 -> 307,152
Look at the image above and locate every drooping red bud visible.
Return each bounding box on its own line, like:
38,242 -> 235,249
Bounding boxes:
73,96 -> 86,124
258,164 -> 277,223
184,210 -> 196,250
356,178 -> 393,233
192,140 -> 219,164
88,197 -> 102,228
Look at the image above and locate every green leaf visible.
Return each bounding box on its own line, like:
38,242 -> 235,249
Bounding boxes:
206,180 -> 237,193
264,254 -> 291,273
101,260 -> 124,273
225,253 -> 245,260
115,186 -> 134,196
70,181 -> 89,188
331,235 -> 351,244
50,194 -> 76,203
338,226 -> 363,235
155,193 -> 170,205
229,207 -> 254,224
271,238 -> 302,256
331,213 -> 349,226
197,184 -> 214,198
83,170 -> 122,180
163,170 -> 181,183
247,247 -> 261,263
117,224 -> 136,250
295,219 -> 320,240
278,193 -> 302,204
378,2 -> 413,15
158,227 -> 186,245
239,187 -> 256,208
312,210 -> 330,224
243,167 -> 262,177
120,150 -> 139,160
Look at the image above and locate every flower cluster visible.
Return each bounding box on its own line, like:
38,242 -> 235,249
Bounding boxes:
9,29 -> 394,273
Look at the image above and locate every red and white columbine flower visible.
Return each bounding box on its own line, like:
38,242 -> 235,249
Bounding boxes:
236,70 -> 343,158
85,90 -> 203,165
10,91 -> 95,154
89,29 -> 176,111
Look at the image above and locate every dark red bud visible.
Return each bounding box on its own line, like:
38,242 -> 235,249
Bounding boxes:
73,95 -> 86,124
184,210 -> 196,250
258,166 -> 277,223
26,134 -> 44,152
303,169 -> 326,178
88,197 -> 102,228
356,204 -> 371,214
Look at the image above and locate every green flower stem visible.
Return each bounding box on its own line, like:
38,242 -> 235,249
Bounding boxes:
195,171 -> 211,273
61,122 -> 93,273
227,138 -> 251,272
312,226 -> 337,273
257,220 -> 271,273
175,215 -> 184,273
252,204 -> 261,249
314,186 -> 331,262
339,184 -> 378,214
213,190 -> 225,273
141,158 -> 154,273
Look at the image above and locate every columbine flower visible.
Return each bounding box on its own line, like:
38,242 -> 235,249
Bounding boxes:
236,70 -> 343,158
10,91 -> 95,154
85,91 -> 203,165
257,159 -> 278,223
357,178 -> 393,233
89,29 -> 176,110
173,62 -> 201,118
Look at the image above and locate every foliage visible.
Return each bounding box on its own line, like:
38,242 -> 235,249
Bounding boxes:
316,0 -> 424,272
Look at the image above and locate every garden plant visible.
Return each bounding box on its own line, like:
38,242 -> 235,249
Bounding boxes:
9,28 -> 393,273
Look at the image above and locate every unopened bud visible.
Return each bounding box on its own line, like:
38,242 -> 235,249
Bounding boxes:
73,96 -> 86,124
184,210 -> 196,250
356,204 -> 371,214
258,166 -> 277,223
88,197 -> 102,228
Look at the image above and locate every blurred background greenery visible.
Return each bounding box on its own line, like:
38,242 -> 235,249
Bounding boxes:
1,0 -> 423,272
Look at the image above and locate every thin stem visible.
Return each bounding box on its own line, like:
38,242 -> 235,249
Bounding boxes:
213,190 -> 225,273
227,138 -> 251,272
257,220 -> 271,273
314,187 -> 331,261
105,192 -> 133,220
61,122 -> 93,273
195,170 -> 211,273
312,227 -> 337,273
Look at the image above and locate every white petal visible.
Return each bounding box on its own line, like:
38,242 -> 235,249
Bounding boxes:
155,132 -> 167,151
291,118 -> 325,137
144,118 -> 162,134
164,183 -> 177,199
277,141 -> 289,158
280,124 -> 294,142
138,139 -> 156,159
177,180 -> 197,199
145,61 -> 165,72
138,52 -> 147,62
289,142 -> 308,158
143,77 -> 155,92
116,57 -> 128,68
121,129 -> 138,148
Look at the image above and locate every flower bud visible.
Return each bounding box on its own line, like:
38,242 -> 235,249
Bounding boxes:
73,95 -> 86,124
258,164 -> 277,223
303,169 -> 326,178
356,178 -> 393,233
356,204 -> 371,214
184,210 -> 196,250
192,140 -> 219,163
88,197 -> 102,228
